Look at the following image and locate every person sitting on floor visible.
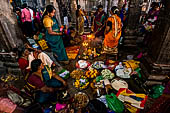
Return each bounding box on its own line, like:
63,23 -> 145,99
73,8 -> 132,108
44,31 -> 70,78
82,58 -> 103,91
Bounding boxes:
18,47 -> 30,76
27,59 -> 67,104
18,44 -> 63,77
62,26 -> 81,47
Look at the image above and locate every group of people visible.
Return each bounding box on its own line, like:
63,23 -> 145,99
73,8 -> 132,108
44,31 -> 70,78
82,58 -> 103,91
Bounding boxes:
76,5 -> 123,54
15,3 -> 42,37
13,3 -> 124,109
16,4 -> 123,104
139,2 -> 161,46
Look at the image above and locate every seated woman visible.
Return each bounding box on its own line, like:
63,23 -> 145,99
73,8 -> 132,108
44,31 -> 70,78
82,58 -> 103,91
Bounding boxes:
18,47 -> 30,75
102,6 -> 122,54
18,44 -> 63,76
27,59 -> 67,104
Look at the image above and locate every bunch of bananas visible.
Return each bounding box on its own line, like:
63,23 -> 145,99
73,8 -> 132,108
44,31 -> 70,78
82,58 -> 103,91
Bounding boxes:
90,79 -> 96,89
85,69 -> 98,78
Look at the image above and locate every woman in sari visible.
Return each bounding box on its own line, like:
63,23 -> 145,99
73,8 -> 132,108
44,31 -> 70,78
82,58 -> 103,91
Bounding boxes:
103,6 -> 122,54
76,5 -> 85,35
92,5 -> 106,38
42,5 -> 69,64
18,47 -> 30,75
27,59 -> 67,104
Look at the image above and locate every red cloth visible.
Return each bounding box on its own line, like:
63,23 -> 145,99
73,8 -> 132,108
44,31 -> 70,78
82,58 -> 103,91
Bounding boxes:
28,73 -> 45,89
18,58 -> 29,70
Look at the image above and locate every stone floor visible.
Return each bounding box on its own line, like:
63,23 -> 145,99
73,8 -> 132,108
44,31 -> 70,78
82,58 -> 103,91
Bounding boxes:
61,41 -> 155,112
10,35 -> 156,112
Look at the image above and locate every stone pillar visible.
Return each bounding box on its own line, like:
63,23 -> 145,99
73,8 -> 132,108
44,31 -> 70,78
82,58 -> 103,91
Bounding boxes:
53,0 -> 62,26
126,0 -> 141,31
0,0 -> 24,51
143,1 -> 170,74
70,0 -> 77,23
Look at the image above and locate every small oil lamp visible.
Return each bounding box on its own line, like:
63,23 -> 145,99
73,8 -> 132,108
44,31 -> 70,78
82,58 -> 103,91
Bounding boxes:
82,42 -> 88,47
87,34 -> 95,40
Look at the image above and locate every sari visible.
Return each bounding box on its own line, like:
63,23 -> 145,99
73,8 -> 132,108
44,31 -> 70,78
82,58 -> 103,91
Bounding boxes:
93,11 -> 106,37
104,15 -> 122,49
77,10 -> 84,35
42,65 -> 62,88
43,15 -> 68,61
27,66 -> 62,103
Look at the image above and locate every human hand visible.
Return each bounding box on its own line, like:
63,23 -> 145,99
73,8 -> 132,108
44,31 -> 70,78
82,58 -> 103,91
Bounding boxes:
58,32 -> 63,36
49,87 -> 54,92
63,81 -> 67,86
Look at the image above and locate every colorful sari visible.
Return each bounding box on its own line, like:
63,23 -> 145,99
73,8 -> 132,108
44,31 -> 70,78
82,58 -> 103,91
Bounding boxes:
27,66 -> 62,103
104,15 -> 122,49
77,10 -> 84,35
43,15 -> 68,61
93,11 -> 106,37
42,65 -> 62,88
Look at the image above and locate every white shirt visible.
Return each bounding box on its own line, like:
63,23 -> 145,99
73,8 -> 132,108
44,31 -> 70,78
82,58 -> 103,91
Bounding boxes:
27,52 -> 53,69
64,16 -> 69,27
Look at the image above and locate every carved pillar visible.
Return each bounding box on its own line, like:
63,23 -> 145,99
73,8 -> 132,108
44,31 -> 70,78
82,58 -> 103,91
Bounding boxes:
144,1 -> 170,74
0,0 -> 24,51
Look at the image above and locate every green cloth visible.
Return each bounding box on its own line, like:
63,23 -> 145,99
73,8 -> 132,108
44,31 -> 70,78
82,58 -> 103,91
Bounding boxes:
45,17 -> 68,61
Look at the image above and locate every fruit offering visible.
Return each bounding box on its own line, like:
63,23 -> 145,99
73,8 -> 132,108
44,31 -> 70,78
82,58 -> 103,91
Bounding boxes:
70,69 -> 84,79
76,60 -> 90,69
85,69 -> 98,78
92,61 -> 107,69
74,76 -> 89,90
101,69 -> 115,79
90,79 -> 96,89
73,92 -> 89,109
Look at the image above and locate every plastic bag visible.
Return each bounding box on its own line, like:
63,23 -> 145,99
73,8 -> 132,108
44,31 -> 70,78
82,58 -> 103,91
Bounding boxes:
111,78 -> 128,91
149,85 -> 165,99
106,93 -> 124,113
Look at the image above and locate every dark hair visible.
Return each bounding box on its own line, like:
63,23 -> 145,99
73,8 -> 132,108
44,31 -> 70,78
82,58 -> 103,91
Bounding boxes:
15,7 -> 21,12
111,6 -> 119,14
68,26 -> 75,31
97,5 -> 103,9
77,5 -> 81,10
18,47 -> 26,58
31,59 -> 42,72
87,99 -> 107,113
22,3 -> 27,8
42,5 -> 56,20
